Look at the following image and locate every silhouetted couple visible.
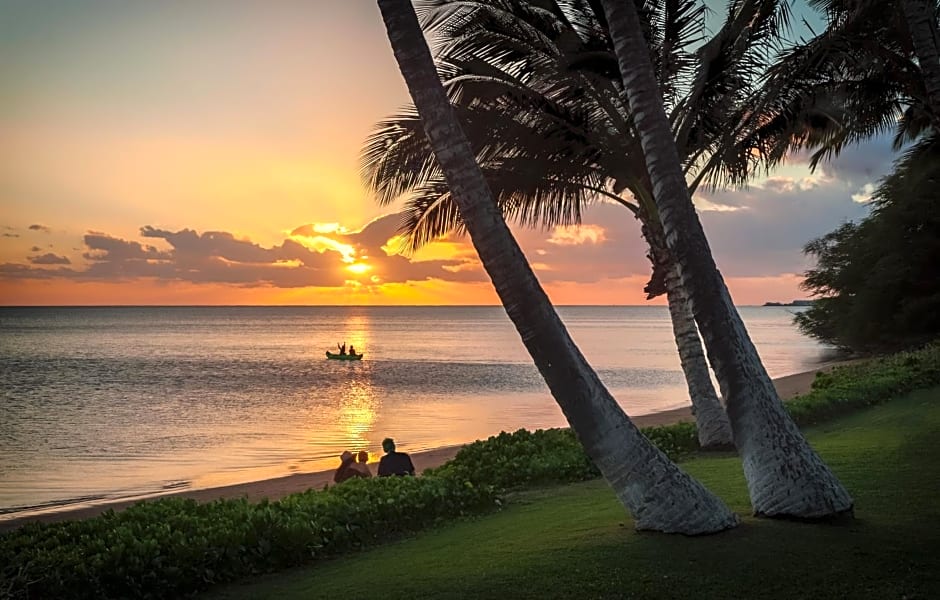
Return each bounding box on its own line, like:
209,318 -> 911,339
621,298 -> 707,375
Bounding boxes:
332,438 -> 414,483
333,450 -> 372,483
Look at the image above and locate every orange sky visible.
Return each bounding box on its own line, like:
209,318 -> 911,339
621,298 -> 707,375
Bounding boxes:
0,2 -> 885,306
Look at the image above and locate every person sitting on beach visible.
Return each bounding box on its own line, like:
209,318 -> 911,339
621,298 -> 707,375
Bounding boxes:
377,438 -> 415,477
333,450 -> 360,483
349,450 -> 372,478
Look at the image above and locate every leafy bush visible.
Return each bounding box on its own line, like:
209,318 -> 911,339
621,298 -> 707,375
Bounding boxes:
426,422 -> 699,491
426,428 -> 600,490
0,476 -> 497,599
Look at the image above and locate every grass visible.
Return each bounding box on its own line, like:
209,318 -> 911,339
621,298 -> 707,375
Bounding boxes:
207,388 -> 940,599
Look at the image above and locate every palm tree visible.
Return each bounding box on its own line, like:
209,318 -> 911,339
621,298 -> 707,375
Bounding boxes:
899,0 -> 940,122
376,0 -> 738,534
805,0 -> 939,125
365,0 -> 759,449
597,0 -> 854,518
748,0 -> 939,168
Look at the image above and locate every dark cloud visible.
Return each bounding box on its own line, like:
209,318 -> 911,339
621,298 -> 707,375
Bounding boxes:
28,224 -> 51,233
338,213 -> 406,249
84,232 -> 169,262
0,263 -> 73,279
0,220 -> 486,288
1,233 -> 18,238
29,253 -> 71,265
30,246 -> 42,252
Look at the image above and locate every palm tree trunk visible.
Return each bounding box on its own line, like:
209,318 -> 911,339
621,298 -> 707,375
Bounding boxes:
901,0 -> 940,125
378,0 -> 737,534
664,265 -> 735,448
642,220 -> 734,449
600,0 -> 853,519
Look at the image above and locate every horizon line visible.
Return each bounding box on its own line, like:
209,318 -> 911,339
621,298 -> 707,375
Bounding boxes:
0,303 -> 806,308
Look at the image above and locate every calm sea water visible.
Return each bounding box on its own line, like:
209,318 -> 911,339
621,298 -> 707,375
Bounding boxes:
0,305 -> 832,518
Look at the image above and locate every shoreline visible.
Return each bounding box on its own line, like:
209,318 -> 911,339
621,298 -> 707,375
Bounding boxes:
0,362 -> 848,533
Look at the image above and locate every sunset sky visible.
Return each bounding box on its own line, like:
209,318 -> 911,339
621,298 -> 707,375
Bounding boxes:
1,1 -> 893,306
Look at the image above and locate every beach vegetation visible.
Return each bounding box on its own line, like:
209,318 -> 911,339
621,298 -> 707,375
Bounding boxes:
2,345 -> 939,598
376,0 -> 737,535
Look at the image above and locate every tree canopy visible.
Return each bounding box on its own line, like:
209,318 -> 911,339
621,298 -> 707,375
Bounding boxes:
796,137 -> 940,352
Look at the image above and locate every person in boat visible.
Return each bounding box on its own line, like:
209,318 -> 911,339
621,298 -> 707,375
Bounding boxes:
333,450 -> 357,483
377,438 -> 415,477
348,345 -> 356,357
349,450 -> 372,478
337,342 -> 347,355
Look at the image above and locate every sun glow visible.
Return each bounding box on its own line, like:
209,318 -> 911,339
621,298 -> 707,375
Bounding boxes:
346,263 -> 371,275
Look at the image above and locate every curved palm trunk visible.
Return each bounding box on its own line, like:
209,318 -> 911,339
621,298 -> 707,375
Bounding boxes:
901,0 -> 940,125
600,0 -> 853,518
642,221 -> 734,449
378,0 -> 737,534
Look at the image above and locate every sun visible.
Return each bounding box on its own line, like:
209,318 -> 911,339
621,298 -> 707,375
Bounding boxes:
346,263 -> 371,275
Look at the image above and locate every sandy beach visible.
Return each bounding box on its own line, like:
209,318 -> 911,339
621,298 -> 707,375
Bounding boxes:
0,362 -> 846,533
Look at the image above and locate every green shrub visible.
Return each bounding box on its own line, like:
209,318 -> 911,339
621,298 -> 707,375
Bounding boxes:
425,421 -> 699,491
786,343 -> 940,426
0,476 -> 497,599
641,422 -> 699,460
425,428 -> 600,490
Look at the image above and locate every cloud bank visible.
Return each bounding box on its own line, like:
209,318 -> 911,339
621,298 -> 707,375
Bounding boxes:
0,138 -> 887,301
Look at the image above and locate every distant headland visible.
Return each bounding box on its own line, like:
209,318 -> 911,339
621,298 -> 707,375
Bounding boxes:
762,300 -> 815,307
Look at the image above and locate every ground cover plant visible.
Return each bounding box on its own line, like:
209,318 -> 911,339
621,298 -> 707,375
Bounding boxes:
2,343 -> 939,598
0,475 -> 497,599
208,386 -> 940,599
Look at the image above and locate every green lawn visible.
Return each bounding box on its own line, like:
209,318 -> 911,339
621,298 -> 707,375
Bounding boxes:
207,389 -> 940,599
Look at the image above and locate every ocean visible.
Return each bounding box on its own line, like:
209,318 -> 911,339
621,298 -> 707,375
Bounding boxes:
0,305 -> 832,518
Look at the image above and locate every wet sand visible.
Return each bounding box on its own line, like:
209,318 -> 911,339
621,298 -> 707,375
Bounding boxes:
0,361 -> 847,532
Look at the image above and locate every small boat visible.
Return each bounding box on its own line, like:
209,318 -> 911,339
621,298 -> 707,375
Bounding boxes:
326,351 -> 363,361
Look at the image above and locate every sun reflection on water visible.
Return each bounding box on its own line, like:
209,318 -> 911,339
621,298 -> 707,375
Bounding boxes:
335,379 -> 379,458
